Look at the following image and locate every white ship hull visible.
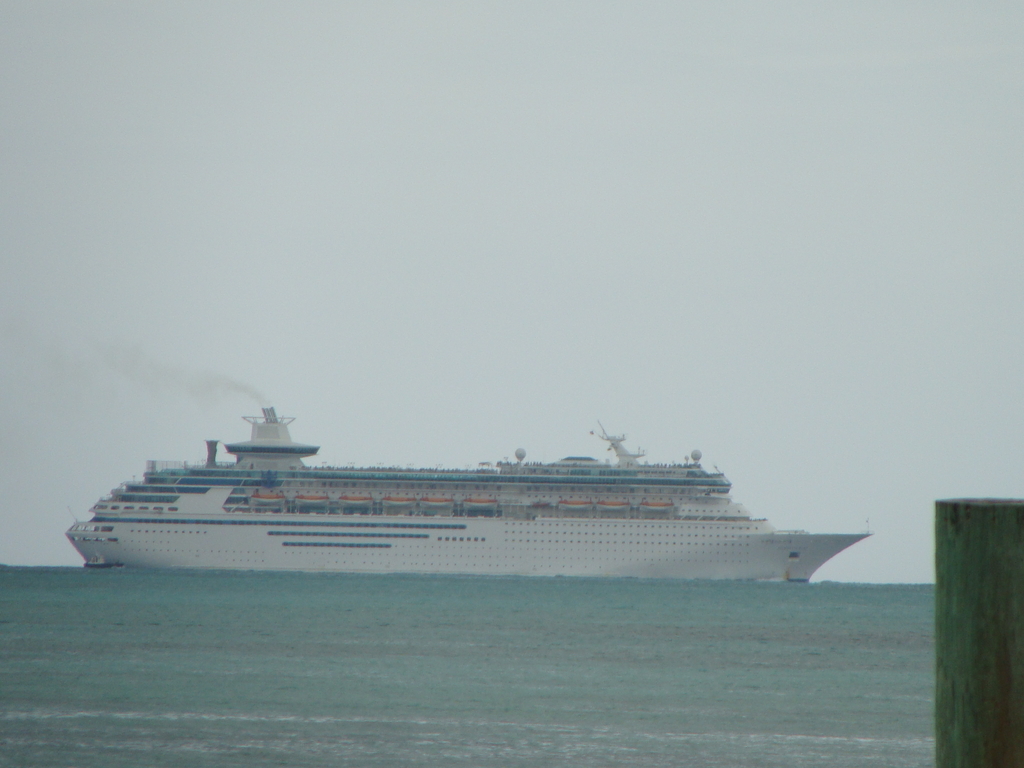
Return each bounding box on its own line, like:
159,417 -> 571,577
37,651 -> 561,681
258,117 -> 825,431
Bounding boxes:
67,497 -> 866,581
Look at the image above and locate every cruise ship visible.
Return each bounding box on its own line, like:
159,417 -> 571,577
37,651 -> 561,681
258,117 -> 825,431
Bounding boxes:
66,409 -> 868,580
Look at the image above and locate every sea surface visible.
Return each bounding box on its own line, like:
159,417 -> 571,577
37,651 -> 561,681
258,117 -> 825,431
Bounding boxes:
0,568 -> 934,768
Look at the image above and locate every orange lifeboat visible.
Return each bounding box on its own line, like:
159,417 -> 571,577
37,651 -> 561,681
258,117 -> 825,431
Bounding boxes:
640,499 -> 675,510
419,496 -> 454,508
251,490 -> 285,501
558,499 -> 593,508
596,499 -> 629,509
339,495 -> 373,505
382,496 -> 415,508
463,497 -> 498,508
296,493 -> 329,501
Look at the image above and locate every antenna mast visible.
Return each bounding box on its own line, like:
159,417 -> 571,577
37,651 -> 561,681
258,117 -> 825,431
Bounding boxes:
593,422 -> 646,468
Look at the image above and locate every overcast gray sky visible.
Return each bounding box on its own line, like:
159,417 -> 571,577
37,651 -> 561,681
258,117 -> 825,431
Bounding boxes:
2,2 -> 1021,582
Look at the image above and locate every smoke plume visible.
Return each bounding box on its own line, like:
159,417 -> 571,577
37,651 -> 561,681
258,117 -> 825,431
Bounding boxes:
97,344 -> 268,405
2,320 -> 269,407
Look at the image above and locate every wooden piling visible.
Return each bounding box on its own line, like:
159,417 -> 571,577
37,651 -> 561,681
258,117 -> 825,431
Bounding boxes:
935,499 -> 1024,768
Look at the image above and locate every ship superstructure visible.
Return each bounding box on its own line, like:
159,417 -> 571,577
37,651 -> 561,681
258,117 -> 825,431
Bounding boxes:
66,409 -> 868,580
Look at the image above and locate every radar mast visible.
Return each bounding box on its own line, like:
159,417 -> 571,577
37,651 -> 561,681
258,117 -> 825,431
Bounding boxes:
593,422 -> 646,468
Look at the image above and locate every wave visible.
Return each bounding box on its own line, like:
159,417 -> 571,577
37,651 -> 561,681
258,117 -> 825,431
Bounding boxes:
0,708 -> 934,747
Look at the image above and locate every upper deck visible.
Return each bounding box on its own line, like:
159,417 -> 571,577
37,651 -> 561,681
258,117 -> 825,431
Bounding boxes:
93,411 -> 738,521
138,459 -> 730,488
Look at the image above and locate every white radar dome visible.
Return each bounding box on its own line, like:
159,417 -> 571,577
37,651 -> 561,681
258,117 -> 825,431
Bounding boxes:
515,448 -> 526,461
691,449 -> 702,461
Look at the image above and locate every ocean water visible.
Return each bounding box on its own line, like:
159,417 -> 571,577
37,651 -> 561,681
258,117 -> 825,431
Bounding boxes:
0,568 -> 933,767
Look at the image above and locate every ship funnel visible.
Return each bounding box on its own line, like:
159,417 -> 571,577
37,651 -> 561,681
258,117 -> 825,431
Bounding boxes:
205,440 -> 219,467
229,410 -> 318,470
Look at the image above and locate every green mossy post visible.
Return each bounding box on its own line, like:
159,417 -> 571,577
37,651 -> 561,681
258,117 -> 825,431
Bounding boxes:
935,499 -> 1024,768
